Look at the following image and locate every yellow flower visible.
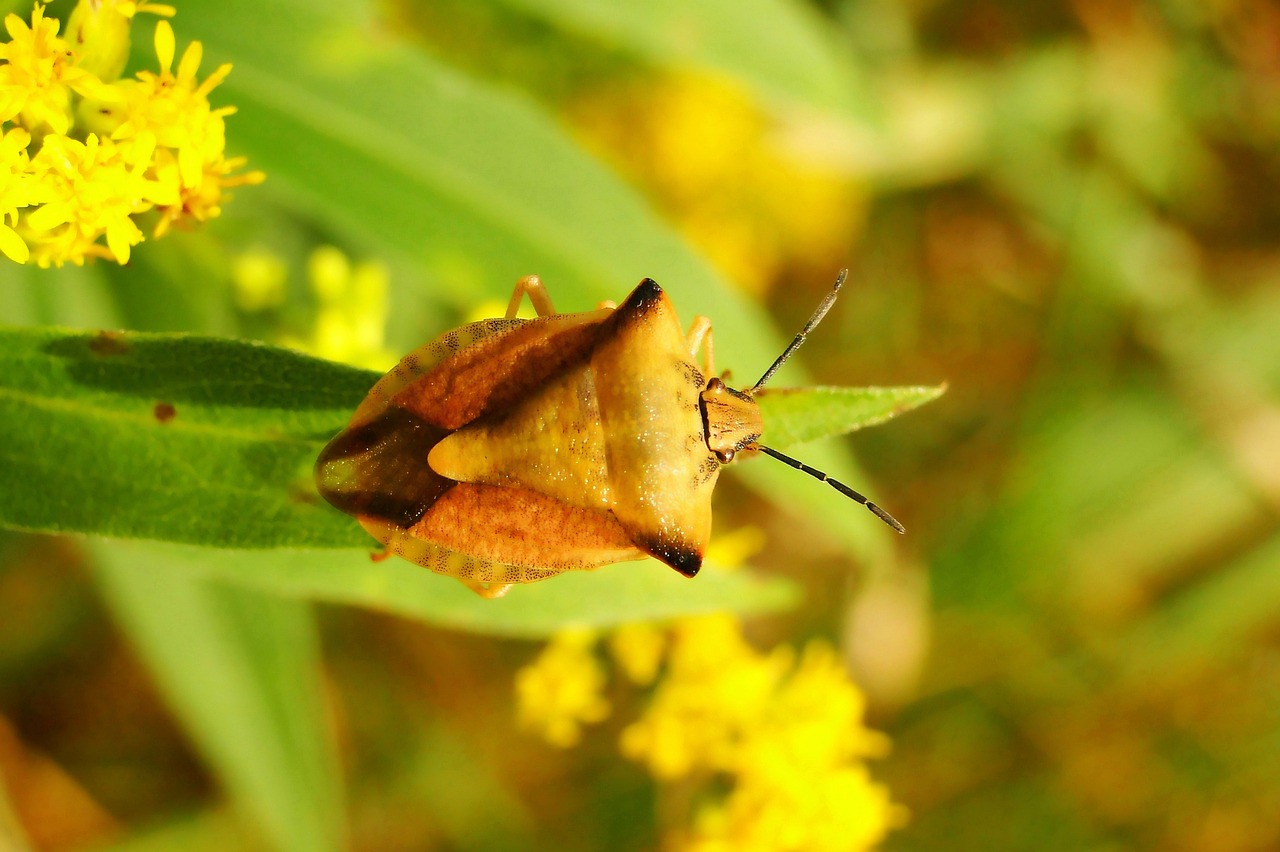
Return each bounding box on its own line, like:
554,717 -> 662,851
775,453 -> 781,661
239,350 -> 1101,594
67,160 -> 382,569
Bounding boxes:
609,622 -> 666,686
66,0 -> 175,82
0,126 -> 34,262
616,616 -> 900,850
279,246 -> 396,370
0,3 -> 106,135
110,20 -> 263,234
24,132 -> 176,266
570,73 -> 865,294
231,247 -> 288,311
1,3 -> 261,266
688,765 -> 900,852
514,629 -> 611,748
620,614 -> 792,779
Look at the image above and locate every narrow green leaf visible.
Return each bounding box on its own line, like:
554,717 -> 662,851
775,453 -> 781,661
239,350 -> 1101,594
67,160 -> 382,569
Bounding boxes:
0,327 -> 369,547
93,541 -> 799,639
757,384 -> 946,449
173,0 -> 794,380
93,565 -> 343,851
489,0 -> 870,116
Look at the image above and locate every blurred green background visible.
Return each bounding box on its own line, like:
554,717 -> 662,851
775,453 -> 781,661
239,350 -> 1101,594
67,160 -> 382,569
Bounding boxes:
2,0 -> 1279,849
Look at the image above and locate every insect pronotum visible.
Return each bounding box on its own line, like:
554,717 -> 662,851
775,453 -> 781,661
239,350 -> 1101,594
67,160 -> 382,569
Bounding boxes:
315,270 -> 902,598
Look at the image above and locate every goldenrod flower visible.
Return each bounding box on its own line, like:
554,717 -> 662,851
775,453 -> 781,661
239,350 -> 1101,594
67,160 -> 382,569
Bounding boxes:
0,126 -> 34,261
687,764 -> 900,852
66,0 -> 174,82
580,613 -> 899,850
112,20 -> 262,236
0,4 -> 105,135
1,2 -> 261,266
274,246 -> 396,370
24,132 -> 175,265
230,247 -> 287,311
514,629 -> 611,748
571,73 -> 864,294
609,621 -> 666,686
620,614 -> 792,779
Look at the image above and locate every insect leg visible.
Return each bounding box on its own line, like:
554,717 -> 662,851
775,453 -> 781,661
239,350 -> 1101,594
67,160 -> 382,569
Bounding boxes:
686,315 -> 715,376
505,275 -> 558,319
466,581 -> 513,599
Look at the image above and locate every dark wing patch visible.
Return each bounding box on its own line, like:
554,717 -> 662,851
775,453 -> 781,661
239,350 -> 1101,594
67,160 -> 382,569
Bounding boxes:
315,405 -> 453,528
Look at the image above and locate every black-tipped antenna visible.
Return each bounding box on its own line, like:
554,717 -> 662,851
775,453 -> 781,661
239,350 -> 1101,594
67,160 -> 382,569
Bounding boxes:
756,445 -> 905,534
750,268 -> 848,394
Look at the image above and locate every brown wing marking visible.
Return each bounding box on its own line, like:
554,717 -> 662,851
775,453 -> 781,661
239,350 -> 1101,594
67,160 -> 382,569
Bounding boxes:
391,309 -> 611,431
407,483 -> 644,577
315,405 -> 453,528
350,317 -> 526,427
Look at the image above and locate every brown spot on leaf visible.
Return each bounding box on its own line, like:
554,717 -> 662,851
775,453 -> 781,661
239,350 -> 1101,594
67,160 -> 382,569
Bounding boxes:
88,330 -> 130,356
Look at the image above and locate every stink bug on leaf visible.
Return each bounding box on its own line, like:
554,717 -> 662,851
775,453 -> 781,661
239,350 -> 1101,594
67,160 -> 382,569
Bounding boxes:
316,271 -> 902,598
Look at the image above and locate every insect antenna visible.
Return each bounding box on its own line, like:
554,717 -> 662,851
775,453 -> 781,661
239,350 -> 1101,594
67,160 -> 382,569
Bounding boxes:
755,445 -> 905,533
750,268 -> 848,394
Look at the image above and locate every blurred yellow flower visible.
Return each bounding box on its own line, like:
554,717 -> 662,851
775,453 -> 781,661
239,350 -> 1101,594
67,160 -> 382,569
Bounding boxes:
608,621 -> 666,686
0,1 -> 261,267
570,73 -> 865,294
524,609 -> 899,850
277,246 -> 397,371
230,246 -> 287,311
514,629 -> 610,748
621,614 -> 791,780
624,616 -> 900,851
687,763 -> 899,852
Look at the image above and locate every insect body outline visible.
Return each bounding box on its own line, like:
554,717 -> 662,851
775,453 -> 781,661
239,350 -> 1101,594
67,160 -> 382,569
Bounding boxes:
316,272 -> 900,598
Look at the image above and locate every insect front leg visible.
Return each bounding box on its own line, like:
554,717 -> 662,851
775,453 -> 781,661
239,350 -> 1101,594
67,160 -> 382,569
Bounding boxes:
686,315 -> 715,377
505,275 -> 558,319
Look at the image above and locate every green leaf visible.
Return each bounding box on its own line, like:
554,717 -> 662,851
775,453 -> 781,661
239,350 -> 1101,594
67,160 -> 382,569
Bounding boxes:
757,384 -> 946,449
0,327 -> 369,548
93,541 -> 799,639
174,0 -> 787,373
93,564 -> 343,851
489,0 -> 870,116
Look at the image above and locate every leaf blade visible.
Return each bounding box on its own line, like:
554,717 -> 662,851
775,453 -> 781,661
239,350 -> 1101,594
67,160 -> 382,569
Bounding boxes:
757,384 -> 946,449
95,541 -> 799,638
93,562 -> 344,851
0,327 -> 368,548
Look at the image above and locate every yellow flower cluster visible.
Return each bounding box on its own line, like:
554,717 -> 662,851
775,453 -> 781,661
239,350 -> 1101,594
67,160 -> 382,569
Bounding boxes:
516,615 -> 902,851
515,629 -> 610,748
0,1 -> 262,267
570,73 -> 864,295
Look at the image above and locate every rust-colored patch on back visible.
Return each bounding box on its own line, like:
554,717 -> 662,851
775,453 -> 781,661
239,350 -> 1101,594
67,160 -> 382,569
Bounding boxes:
392,314 -> 607,430
410,482 -> 641,569
153,402 -> 176,423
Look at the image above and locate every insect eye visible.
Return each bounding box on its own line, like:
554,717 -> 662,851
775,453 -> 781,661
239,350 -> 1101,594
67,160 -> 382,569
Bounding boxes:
714,449 -> 735,464
705,376 -> 726,393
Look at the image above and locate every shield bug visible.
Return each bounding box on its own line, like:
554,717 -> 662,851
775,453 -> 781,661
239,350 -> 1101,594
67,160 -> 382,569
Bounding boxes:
315,271 -> 902,598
